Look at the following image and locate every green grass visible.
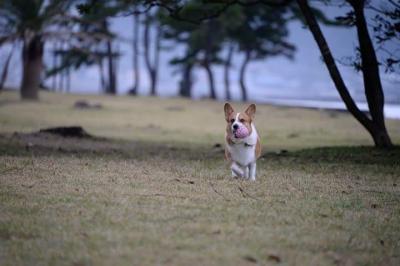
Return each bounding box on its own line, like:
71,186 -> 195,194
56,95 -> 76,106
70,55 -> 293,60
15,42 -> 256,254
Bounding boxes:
0,90 -> 400,265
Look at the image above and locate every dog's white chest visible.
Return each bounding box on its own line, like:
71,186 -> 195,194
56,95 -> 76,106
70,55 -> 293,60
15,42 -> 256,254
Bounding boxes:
229,144 -> 256,166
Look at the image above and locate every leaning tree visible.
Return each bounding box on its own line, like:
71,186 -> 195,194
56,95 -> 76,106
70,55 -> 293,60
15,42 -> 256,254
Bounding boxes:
296,0 -> 393,147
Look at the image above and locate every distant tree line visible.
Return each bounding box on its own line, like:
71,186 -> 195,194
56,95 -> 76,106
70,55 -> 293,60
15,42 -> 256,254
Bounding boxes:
0,0 -> 398,147
0,0 -> 297,100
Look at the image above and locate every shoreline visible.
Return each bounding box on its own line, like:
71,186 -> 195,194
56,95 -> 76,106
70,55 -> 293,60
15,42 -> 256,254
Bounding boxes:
259,98 -> 400,120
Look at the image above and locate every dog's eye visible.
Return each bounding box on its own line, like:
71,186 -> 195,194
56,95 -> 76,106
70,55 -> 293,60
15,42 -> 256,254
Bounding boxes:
230,119 -> 235,123
240,119 -> 245,123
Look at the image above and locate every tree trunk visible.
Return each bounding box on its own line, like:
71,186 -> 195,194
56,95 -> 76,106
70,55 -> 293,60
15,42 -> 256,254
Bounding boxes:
130,11 -> 140,95
143,13 -> 160,96
66,67 -> 71,93
296,0 -> 392,148
348,0 -> 392,147
101,20 -> 117,95
204,20 -> 217,100
152,23 -> 161,96
51,43 -> 57,91
57,41 -> 68,92
65,42 -> 71,93
143,14 -> 151,95
114,45 -> 119,93
224,44 -> 234,101
149,70 -> 156,96
98,58 -> 106,92
179,62 -> 193,98
106,38 -> 116,94
21,36 -> 44,100
239,51 -> 250,102
204,62 -> 216,100
0,45 -> 14,91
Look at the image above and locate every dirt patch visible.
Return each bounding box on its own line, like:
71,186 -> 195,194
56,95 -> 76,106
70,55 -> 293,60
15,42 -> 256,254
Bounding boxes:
73,100 -> 103,109
39,126 -> 94,138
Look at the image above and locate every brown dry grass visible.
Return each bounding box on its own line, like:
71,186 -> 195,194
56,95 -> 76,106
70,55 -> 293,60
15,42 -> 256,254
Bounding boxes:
0,91 -> 399,265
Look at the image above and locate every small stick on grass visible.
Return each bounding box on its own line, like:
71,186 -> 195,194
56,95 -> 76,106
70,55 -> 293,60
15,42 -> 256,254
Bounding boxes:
209,182 -> 231,201
238,186 -> 258,201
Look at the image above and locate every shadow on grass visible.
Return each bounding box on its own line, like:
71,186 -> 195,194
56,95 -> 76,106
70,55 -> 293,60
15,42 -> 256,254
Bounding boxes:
265,146 -> 400,166
1,131 -> 399,166
0,132 -> 222,161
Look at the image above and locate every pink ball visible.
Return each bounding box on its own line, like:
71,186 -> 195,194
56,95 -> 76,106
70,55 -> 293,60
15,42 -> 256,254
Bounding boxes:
234,125 -> 249,138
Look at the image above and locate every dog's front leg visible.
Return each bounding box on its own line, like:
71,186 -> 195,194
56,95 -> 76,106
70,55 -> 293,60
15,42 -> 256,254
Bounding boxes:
244,166 -> 249,179
231,162 -> 244,178
249,162 -> 256,181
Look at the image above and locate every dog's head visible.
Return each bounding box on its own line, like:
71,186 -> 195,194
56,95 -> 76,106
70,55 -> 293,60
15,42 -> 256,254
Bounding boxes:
224,103 -> 256,139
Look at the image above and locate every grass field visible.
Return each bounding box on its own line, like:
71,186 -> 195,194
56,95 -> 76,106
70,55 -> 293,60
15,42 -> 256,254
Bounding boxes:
1,90 -> 400,265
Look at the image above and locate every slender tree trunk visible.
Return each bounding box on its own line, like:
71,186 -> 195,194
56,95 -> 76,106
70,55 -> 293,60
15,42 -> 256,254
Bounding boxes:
179,62 -> 193,98
204,20 -> 217,100
98,59 -> 106,92
66,67 -> 71,93
149,70 -> 156,95
239,51 -> 250,102
58,42 -> 66,92
0,45 -> 14,91
348,0 -> 392,147
152,23 -> 161,96
204,62 -> 216,100
59,67 -> 64,92
113,45 -> 119,94
65,42 -> 71,93
143,14 -> 154,95
130,11 -> 140,95
51,43 -> 57,91
224,44 -> 234,101
106,38 -> 116,94
143,13 -> 159,96
21,36 -> 44,100
296,0 -> 392,148
101,20 -> 116,95
143,14 -> 151,94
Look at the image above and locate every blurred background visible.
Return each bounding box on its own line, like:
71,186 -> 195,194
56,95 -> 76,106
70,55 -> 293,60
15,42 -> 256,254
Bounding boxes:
0,0 -> 398,117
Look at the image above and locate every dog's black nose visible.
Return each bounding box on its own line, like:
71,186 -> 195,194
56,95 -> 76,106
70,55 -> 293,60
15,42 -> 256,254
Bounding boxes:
233,124 -> 239,130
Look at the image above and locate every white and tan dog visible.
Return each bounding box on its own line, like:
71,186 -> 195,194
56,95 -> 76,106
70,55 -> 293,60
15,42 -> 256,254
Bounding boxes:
224,103 -> 261,181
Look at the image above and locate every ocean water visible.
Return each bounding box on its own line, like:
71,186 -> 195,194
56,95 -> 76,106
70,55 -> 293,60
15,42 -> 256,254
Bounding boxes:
260,98 -> 400,120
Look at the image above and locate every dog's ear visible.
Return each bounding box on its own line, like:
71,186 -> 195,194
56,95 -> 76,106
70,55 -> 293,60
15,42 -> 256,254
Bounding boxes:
245,104 -> 256,120
224,103 -> 234,122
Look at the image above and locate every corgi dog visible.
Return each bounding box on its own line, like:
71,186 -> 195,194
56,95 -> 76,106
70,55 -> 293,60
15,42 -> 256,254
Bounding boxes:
224,103 -> 261,181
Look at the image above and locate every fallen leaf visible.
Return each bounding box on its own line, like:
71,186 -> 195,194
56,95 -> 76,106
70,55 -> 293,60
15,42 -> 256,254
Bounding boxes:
267,254 -> 281,263
243,255 -> 257,263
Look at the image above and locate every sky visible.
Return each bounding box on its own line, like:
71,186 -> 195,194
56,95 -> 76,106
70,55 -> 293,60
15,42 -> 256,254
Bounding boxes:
1,2 -> 399,104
